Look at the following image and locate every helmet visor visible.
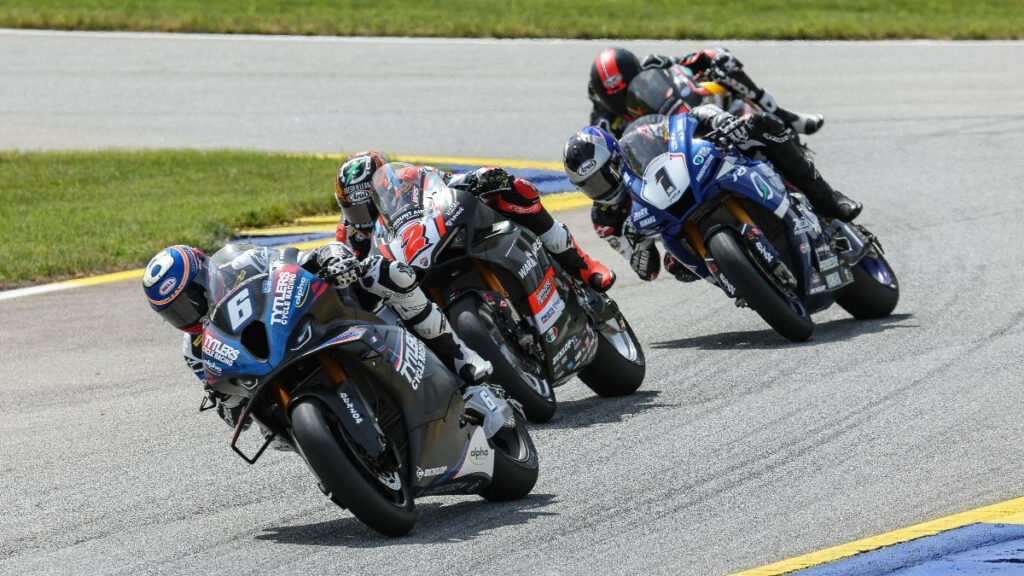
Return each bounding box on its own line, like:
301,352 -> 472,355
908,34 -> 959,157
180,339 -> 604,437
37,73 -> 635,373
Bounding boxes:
341,201 -> 374,228
576,161 -> 622,204
158,282 -> 208,331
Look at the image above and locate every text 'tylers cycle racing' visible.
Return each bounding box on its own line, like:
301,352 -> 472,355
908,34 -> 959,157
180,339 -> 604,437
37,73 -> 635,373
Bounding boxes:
200,245 -> 538,536
367,163 -> 646,423
620,114 -> 898,341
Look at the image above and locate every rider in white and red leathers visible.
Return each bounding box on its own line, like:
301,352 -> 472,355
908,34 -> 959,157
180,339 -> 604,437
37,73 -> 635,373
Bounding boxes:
334,151 -> 617,292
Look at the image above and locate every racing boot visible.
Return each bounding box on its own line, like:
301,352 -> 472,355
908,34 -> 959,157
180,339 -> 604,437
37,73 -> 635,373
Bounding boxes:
755,87 -> 824,135
539,221 -> 616,292
715,61 -> 824,135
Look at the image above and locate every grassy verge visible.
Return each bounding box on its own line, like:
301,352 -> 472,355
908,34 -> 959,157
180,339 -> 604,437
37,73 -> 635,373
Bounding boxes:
1,0 -> 1021,39
0,150 -> 341,289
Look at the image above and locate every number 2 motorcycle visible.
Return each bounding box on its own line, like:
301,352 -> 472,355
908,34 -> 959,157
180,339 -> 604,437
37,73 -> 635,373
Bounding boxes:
200,244 -> 538,536
367,163 -> 646,423
618,114 -> 898,341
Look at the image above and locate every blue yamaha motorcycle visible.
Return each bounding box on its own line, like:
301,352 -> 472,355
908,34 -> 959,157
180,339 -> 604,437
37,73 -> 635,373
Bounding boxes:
199,244 -> 538,536
618,114 -> 898,341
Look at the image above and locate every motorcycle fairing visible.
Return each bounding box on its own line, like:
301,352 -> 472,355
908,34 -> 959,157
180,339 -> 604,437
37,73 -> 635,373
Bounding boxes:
204,263 -> 330,388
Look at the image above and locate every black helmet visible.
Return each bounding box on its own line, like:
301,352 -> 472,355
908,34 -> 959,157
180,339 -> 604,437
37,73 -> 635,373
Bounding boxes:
563,126 -> 627,205
336,150 -> 386,233
589,47 -> 642,118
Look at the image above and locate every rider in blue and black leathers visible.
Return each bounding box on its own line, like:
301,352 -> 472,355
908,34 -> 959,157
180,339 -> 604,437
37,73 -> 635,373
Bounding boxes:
563,104 -> 863,283
143,242 -> 493,429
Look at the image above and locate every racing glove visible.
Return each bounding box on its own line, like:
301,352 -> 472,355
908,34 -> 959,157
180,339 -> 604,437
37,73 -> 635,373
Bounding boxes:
710,111 -> 750,147
705,51 -> 742,81
462,167 -> 514,199
317,243 -> 362,288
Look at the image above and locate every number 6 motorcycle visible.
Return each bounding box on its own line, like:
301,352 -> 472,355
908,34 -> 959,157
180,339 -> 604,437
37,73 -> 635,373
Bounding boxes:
367,163 -> 646,423
201,244 -> 538,537
618,114 -> 898,341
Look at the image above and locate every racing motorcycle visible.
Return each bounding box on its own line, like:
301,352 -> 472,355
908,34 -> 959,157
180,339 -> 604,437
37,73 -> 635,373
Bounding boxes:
625,63 -> 753,123
367,163 -> 646,423
618,114 -> 898,341
200,244 -> 538,537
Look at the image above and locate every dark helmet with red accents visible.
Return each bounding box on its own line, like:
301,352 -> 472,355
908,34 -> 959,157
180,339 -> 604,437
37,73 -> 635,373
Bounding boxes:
142,245 -> 210,333
336,150 -> 387,233
589,47 -> 642,118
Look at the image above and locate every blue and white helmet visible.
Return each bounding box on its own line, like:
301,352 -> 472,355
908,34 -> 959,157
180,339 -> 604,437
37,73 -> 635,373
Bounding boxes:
562,126 -> 626,205
142,245 -> 210,333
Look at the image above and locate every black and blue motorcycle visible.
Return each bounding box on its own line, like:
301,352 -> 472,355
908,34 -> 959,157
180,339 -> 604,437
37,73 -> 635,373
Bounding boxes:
617,114 -> 898,341
199,244 -> 538,536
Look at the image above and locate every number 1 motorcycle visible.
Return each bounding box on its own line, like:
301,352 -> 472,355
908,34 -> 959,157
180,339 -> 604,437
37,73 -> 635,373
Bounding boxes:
618,114 -> 898,341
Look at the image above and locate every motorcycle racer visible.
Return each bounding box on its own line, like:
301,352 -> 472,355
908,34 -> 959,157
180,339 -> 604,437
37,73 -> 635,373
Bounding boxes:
588,46 -> 825,138
335,152 -> 616,293
563,106 -> 862,282
142,242 -> 497,430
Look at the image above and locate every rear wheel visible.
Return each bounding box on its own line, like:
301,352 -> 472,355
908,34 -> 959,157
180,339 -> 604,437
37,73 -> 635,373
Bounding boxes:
450,297 -> 557,423
577,318 -> 645,397
707,229 -> 814,342
837,251 -> 899,319
480,412 -> 539,501
290,399 -> 416,537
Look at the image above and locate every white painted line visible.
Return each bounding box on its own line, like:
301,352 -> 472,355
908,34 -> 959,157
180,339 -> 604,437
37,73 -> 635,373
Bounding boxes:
0,282 -> 76,302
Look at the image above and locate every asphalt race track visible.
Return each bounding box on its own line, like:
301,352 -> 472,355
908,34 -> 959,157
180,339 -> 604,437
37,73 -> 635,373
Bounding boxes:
2,31 -> 1024,575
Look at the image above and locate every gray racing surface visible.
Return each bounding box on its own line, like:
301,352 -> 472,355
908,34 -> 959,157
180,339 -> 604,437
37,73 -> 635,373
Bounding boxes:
2,32 -> 1024,575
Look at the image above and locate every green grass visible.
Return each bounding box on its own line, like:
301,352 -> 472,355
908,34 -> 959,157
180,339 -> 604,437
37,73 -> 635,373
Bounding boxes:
0,150 -> 342,288
0,0 -> 1020,39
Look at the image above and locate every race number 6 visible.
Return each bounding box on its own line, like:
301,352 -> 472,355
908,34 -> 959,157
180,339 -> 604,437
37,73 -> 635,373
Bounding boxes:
227,289 -> 253,331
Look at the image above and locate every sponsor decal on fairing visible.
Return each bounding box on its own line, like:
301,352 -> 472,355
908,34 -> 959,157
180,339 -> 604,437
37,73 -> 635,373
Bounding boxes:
202,333 -> 241,366
270,270 -> 297,325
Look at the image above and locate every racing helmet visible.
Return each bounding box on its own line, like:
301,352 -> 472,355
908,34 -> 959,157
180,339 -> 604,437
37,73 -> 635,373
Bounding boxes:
563,126 -> 626,205
589,47 -> 642,118
143,245 -> 210,333
336,150 -> 386,233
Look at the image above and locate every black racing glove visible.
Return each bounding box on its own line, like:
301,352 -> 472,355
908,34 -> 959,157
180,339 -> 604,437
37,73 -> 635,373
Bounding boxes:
705,51 -> 743,81
317,243 -> 362,288
710,111 -> 750,147
463,167 -> 514,199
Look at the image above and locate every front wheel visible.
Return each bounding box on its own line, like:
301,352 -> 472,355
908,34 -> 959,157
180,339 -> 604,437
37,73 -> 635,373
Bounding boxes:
290,399 -> 416,537
836,251 -> 899,319
480,412 -> 539,502
577,318 -> 646,397
450,297 -> 557,423
707,229 -> 814,342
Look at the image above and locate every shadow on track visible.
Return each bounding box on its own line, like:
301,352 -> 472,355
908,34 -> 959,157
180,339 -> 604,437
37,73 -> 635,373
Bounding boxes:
541,389 -> 675,430
651,313 -> 917,351
257,493 -> 557,546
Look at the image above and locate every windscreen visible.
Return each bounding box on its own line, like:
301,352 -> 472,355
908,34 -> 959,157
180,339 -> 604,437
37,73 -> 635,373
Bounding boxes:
619,115 -> 671,175
206,244 -> 278,306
